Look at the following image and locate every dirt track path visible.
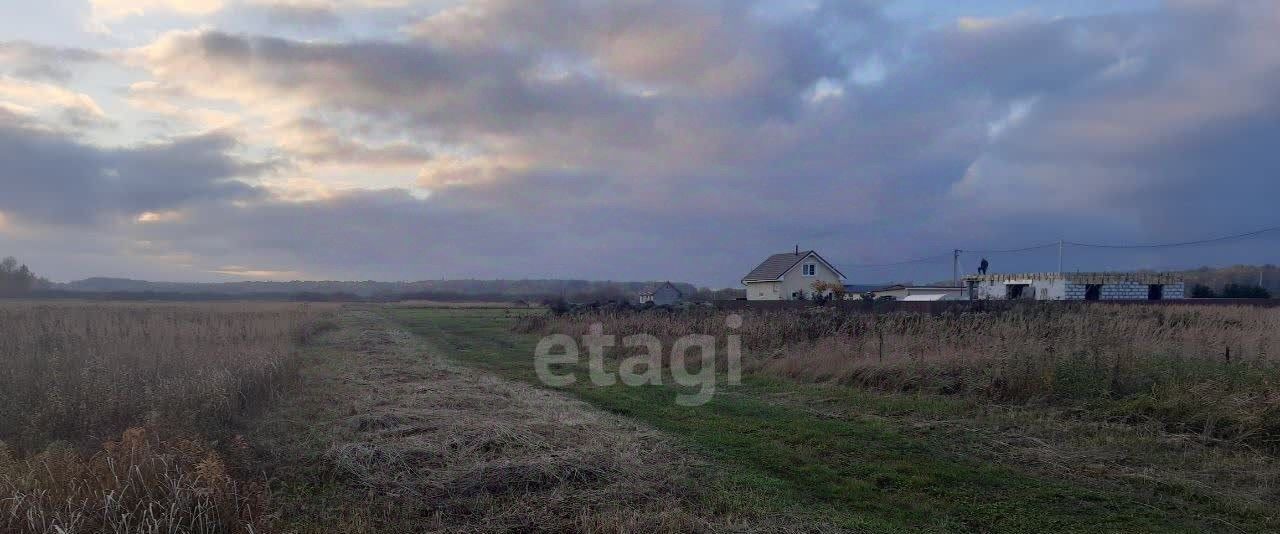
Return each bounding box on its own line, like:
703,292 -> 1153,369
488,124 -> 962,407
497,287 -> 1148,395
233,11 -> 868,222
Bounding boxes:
251,308 -> 747,533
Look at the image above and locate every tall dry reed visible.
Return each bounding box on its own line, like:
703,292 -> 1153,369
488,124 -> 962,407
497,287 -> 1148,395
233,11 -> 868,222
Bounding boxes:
0,301 -> 336,533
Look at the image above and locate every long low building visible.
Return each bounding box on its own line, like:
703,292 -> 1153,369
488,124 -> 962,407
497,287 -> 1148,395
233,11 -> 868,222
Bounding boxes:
964,272 -> 1186,301
872,284 -> 967,301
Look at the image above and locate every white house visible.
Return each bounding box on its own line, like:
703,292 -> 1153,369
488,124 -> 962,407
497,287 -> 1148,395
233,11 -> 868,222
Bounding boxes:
638,281 -> 684,306
965,272 -> 1186,301
742,249 -> 845,301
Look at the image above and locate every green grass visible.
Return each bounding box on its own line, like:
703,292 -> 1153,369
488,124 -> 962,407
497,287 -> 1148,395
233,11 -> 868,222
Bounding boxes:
389,307 -> 1275,532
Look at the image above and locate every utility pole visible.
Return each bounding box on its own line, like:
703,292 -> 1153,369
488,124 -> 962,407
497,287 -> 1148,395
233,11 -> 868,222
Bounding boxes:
953,249 -> 961,287
1057,240 -> 1064,273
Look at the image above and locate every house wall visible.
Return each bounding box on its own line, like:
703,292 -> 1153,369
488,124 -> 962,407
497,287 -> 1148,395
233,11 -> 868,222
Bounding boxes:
745,281 -> 782,301
778,256 -> 842,300
653,286 -> 682,306
973,279 -> 1054,300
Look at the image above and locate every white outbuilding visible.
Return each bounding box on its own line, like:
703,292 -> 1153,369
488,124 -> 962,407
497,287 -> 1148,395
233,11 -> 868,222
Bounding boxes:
964,272 -> 1186,301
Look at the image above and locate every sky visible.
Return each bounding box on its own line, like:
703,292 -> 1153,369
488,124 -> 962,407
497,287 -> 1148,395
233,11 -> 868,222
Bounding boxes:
1,0 -> 1279,287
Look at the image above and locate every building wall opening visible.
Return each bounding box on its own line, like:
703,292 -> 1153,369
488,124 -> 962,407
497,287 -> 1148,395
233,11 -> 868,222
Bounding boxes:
1006,284 -> 1029,299
1148,284 -> 1164,301
1085,284 -> 1102,301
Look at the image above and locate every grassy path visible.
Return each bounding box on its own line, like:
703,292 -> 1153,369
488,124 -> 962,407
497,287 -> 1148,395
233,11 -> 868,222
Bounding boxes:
390,307 -> 1276,533
251,308 -> 739,532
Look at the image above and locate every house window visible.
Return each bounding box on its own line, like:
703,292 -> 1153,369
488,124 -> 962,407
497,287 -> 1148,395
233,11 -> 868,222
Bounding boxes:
803,263 -> 816,276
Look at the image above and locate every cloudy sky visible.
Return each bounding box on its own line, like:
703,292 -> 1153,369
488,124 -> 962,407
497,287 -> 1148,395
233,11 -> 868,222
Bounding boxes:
2,0 -> 1279,286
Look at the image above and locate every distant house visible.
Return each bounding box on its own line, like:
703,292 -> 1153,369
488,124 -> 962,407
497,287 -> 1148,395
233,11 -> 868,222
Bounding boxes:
965,272 -> 1186,301
872,285 -> 967,301
639,281 -> 684,306
742,249 -> 845,301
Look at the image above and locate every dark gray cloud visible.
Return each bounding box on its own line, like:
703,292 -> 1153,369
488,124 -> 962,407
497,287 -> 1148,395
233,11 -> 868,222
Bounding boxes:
0,111 -> 262,226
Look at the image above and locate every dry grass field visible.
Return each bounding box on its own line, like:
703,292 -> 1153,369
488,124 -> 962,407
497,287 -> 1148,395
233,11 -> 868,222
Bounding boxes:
0,301 -> 336,534
523,304 -> 1280,449
487,304 -> 1280,530
9,299 -> 1280,532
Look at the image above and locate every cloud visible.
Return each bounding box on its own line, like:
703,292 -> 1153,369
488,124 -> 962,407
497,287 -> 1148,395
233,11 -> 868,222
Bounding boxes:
90,0 -> 227,23
272,117 -> 432,168
951,0 -> 1280,238
0,111 -> 263,227
412,0 -> 848,99
244,0 -> 342,28
0,76 -> 109,128
208,265 -> 303,278
0,42 -> 103,83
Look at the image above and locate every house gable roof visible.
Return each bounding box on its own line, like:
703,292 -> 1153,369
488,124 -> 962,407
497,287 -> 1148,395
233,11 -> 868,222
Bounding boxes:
742,251 -> 846,283
639,281 -> 683,297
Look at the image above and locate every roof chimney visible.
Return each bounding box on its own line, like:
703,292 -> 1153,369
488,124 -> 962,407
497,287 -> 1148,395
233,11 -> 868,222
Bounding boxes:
795,244 -> 800,255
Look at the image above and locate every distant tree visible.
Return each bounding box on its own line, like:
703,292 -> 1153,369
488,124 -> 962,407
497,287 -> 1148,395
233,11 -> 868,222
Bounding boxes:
1190,284 -> 1217,298
1222,283 -> 1271,299
0,256 -> 38,295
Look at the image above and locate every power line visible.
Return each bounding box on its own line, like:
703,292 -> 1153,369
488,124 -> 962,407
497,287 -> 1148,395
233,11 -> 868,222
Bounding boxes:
849,243 -> 1056,270
961,242 -> 1060,255
845,223 -> 1280,271
1067,225 -> 1280,249
846,253 -> 953,268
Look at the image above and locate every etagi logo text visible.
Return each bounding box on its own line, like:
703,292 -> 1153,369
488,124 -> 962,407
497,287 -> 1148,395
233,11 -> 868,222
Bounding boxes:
534,314 -> 744,406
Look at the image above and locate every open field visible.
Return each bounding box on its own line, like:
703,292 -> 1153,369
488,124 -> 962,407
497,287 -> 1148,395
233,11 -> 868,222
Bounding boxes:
0,301 -> 337,533
8,300 -> 1280,532
383,299 -> 540,309
391,305 -> 1280,532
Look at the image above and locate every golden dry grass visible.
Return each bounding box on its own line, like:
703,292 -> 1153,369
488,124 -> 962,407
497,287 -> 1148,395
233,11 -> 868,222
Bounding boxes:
0,300 -> 336,533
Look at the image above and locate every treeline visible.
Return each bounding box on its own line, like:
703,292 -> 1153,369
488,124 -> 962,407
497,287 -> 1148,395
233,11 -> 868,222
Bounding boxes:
0,257 -> 48,296
1190,283 -> 1271,299
1180,265 -> 1278,299
52,277 -> 748,303
57,277 -> 704,299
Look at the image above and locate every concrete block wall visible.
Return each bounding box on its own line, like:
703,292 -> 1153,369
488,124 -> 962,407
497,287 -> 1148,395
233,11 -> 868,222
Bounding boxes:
1061,281 -> 1186,300
972,278 -> 1187,301
1100,282 -> 1150,300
